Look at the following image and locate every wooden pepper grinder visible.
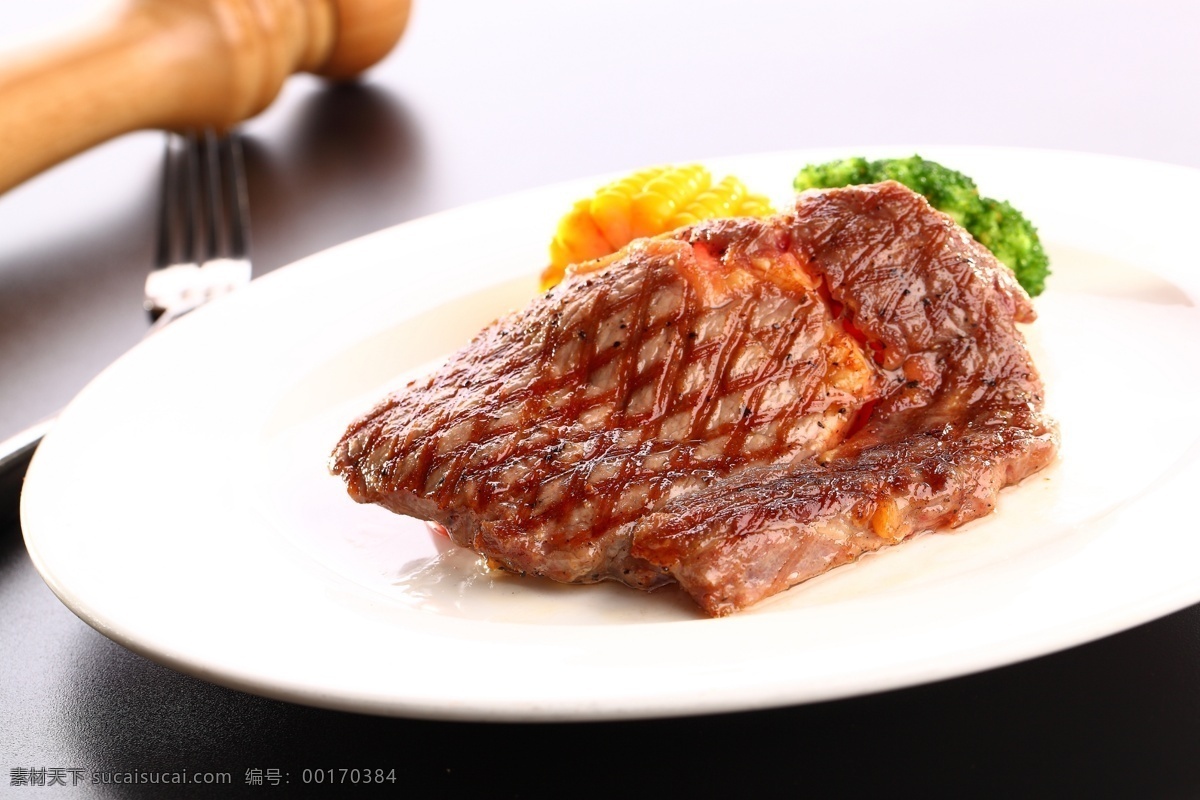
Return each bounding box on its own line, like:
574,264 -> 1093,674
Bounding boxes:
0,0 -> 412,194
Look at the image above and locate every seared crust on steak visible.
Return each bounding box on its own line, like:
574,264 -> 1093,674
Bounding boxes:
331,219 -> 880,588
330,181 -> 1058,615
630,182 -> 1057,614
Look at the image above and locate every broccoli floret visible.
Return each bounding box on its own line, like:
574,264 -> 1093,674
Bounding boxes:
967,197 -> 1049,298
794,156 -> 876,191
793,155 -> 1049,296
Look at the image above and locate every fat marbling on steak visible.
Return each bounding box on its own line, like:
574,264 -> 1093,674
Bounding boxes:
330,181 -> 1058,616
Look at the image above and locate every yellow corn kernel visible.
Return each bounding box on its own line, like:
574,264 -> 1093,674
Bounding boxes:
541,241 -> 572,290
554,200 -> 611,262
591,167 -> 659,246
631,166 -> 711,238
542,164 -> 775,290
668,177 -> 735,227
589,189 -> 633,248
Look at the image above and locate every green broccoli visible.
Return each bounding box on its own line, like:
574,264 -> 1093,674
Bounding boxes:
793,155 -> 1049,296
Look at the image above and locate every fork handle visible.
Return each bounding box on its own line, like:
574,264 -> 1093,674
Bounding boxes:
0,0 -> 410,194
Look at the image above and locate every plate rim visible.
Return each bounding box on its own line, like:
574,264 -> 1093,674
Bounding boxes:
20,145 -> 1200,721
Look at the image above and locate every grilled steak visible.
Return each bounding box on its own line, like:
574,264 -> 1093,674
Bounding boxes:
330,181 -> 1058,615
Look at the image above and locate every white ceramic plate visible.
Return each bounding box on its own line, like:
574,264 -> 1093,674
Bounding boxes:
21,147 -> 1200,721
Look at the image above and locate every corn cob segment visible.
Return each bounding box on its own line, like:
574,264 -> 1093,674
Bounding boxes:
542,165 -> 774,291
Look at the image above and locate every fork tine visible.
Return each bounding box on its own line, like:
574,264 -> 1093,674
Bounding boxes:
145,127 -> 251,328
221,133 -> 251,262
201,128 -> 223,264
196,128 -> 251,265
153,134 -> 175,270
180,129 -> 201,267
153,132 -> 197,270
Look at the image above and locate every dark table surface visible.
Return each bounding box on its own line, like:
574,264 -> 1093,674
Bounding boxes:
4,2 -> 1200,796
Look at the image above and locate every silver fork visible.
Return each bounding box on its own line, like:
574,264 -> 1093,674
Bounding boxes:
0,129 -> 252,476
144,129 -> 251,331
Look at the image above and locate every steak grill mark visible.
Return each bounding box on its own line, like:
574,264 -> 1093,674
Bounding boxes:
330,181 -> 1058,615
